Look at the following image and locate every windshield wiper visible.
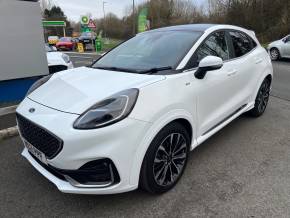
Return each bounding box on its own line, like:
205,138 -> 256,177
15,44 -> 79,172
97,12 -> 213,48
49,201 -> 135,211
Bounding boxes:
138,66 -> 172,74
93,66 -> 139,73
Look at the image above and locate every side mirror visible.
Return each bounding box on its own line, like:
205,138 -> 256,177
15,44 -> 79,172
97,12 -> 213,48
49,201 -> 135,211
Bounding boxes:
194,56 -> 223,79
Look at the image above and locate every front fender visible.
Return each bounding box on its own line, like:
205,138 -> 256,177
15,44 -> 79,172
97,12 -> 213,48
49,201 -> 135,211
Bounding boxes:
129,109 -> 197,186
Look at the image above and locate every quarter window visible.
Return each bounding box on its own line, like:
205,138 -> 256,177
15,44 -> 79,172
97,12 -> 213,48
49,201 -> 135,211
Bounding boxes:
229,31 -> 255,57
190,31 -> 229,68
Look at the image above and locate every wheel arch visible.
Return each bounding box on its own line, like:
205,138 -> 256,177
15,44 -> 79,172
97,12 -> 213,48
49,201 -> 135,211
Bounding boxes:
250,72 -> 273,104
129,110 -> 196,186
265,74 -> 272,84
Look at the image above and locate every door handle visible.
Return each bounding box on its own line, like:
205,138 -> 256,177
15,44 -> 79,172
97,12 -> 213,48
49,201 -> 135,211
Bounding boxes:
255,58 -> 263,64
227,70 -> 237,76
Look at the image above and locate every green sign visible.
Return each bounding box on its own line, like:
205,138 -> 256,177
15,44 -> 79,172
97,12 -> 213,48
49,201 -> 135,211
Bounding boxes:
81,16 -> 89,25
81,26 -> 91,33
138,8 -> 148,33
42,21 -> 66,27
95,39 -> 102,52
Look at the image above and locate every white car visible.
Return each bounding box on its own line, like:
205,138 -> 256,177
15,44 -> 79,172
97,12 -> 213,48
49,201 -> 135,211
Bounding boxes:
267,35 -> 290,60
46,45 -> 73,74
17,24 -> 273,194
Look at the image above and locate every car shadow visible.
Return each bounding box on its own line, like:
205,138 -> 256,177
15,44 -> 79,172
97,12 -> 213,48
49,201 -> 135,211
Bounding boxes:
274,58 -> 290,63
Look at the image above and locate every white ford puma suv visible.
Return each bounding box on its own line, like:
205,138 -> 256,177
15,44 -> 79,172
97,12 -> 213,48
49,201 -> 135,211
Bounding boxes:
17,24 -> 273,194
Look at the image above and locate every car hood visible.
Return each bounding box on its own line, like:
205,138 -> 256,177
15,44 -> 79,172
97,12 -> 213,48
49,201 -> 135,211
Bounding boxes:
46,52 -> 64,66
269,40 -> 282,47
28,67 -> 165,114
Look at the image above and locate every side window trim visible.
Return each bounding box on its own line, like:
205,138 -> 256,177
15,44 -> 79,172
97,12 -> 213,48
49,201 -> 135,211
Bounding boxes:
225,31 -> 235,59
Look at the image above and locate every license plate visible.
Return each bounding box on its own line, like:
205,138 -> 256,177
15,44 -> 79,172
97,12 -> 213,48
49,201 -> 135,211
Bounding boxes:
84,40 -> 89,43
24,140 -> 48,165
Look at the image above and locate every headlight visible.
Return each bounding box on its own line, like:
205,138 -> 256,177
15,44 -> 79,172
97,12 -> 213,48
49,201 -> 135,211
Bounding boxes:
26,75 -> 52,97
73,89 -> 139,129
62,54 -> 70,63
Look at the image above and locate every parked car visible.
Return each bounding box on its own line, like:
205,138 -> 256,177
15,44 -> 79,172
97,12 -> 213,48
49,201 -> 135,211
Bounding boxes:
72,37 -> 79,44
78,32 -> 96,45
55,37 -> 76,51
267,35 -> 290,60
45,44 -> 73,74
48,36 -> 59,46
17,24 -> 273,195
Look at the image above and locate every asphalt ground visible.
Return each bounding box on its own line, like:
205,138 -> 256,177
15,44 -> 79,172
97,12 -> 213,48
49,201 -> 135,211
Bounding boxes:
66,52 -> 101,68
271,59 -> 290,101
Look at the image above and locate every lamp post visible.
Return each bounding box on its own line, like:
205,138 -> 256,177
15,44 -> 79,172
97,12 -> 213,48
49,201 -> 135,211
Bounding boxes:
103,1 -> 107,38
132,0 -> 135,35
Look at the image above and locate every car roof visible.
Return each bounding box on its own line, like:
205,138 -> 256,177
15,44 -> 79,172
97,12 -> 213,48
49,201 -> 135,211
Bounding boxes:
147,24 -> 217,33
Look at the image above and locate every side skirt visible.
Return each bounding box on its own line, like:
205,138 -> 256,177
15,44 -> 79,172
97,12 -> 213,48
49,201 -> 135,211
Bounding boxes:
190,102 -> 254,151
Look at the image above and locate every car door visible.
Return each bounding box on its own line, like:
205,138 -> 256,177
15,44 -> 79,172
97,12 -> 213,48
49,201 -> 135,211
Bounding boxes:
227,31 -> 261,105
281,35 -> 290,57
186,31 -> 246,138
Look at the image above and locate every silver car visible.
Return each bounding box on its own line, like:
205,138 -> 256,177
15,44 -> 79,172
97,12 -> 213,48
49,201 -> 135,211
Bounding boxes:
268,35 -> 290,60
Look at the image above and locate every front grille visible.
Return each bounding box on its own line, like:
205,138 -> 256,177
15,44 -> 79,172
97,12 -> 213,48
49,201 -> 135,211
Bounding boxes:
17,113 -> 63,159
49,65 -> 68,74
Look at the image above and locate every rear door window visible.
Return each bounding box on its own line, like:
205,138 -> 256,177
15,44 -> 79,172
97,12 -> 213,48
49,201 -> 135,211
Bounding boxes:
229,31 -> 255,58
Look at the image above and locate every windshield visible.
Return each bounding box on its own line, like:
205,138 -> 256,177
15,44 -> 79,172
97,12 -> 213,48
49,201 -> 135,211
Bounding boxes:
93,31 -> 202,72
81,32 -> 93,37
59,37 -> 71,42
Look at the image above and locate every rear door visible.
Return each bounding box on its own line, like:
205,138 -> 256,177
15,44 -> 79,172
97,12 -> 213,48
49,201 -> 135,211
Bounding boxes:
228,30 -> 263,104
227,30 -> 263,104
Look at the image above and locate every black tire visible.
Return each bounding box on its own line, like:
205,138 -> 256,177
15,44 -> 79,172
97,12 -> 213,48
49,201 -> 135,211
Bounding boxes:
139,122 -> 190,194
248,78 -> 271,117
270,48 -> 280,61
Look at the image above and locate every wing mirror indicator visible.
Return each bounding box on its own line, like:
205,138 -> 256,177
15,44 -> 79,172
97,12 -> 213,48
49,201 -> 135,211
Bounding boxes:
194,56 -> 223,79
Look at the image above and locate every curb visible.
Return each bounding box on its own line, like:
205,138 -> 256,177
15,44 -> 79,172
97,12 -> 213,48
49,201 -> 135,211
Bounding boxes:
0,126 -> 19,141
0,105 -> 17,116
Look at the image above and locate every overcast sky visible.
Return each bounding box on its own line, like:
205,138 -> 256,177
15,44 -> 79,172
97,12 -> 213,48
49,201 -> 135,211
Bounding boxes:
51,0 -> 206,22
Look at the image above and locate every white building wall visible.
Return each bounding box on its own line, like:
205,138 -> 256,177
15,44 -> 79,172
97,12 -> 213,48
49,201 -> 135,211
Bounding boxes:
0,0 -> 48,81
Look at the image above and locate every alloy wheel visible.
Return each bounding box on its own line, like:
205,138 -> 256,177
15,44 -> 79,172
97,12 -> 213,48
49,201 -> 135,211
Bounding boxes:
257,80 -> 270,113
270,49 -> 279,60
153,133 -> 188,187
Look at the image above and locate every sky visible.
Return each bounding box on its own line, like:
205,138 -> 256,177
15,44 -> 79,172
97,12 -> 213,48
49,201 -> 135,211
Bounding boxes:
51,0 -> 206,22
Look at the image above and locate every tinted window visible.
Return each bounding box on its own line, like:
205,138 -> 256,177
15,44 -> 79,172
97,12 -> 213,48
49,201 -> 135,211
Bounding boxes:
190,31 -> 229,68
229,31 -> 254,57
93,31 -> 202,72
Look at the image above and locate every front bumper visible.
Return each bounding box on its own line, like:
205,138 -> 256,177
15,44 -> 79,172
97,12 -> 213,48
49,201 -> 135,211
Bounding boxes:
17,98 -> 151,194
22,149 -> 131,194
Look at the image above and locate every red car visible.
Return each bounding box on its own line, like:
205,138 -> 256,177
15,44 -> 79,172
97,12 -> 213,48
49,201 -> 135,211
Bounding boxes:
55,37 -> 75,51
